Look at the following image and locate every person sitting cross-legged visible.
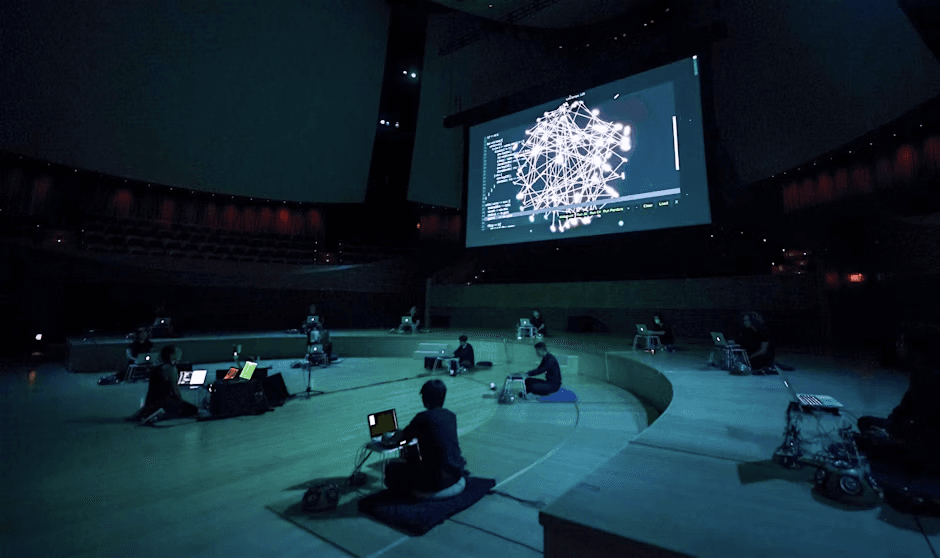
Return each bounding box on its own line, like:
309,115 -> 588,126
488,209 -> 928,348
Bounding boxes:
449,335 -> 475,376
129,344 -> 199,423
522,342 -> 561,398
383,380 -> 468,496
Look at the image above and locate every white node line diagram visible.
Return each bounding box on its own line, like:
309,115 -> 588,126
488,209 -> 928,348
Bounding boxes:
511,99 -> 634,233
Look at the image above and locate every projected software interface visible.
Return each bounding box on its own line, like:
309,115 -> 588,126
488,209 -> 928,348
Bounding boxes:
467,57 -> 711,248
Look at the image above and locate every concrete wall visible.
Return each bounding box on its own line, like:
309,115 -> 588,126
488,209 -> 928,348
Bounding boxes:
428,275 -> 822,345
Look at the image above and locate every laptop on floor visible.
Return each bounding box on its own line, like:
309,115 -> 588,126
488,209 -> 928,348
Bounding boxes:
783,378 -> 843,410
178,369 -> 208,388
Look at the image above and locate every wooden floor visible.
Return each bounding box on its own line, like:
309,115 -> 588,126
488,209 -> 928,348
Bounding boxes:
4,336 -> 930,558
0,352 -> 647,558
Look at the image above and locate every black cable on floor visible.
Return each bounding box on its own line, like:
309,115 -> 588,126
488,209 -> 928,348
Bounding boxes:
489,489 -> 546,509
917,516 -> 939,558
447,518 -> 543,554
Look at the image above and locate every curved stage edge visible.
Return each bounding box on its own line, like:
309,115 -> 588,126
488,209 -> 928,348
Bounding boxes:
64,328 -> 932,558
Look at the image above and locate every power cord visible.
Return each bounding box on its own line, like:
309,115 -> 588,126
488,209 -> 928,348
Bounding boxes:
489,489 -> 547,509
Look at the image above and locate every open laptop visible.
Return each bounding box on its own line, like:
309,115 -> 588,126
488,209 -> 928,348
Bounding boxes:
134,353 -> 156,365
178,369 -> 207,387
710,332 -> 738,346
306,315 -> 320,325
783,378 -> 843,410
401,316 -> 413,325
222,360 -> 255,381
368,409 -> 407,446
239,361 -> 258,380
636,324 -> 649,334
520,318 -> 531,327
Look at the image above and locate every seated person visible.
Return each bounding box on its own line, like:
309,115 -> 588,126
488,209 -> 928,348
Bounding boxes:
858,331 -> 940,475
530,310 -> 547,337
649,313 -> 675,348
302,303 -> 322,332
306,324 -> 333,364
739,311 -> 775,371
396,306 -> 420,334
125,327 -> 153,365
383,380 -> 468,495
129,344 -> 199,423
449,335 -> 475,375
522,342 -> 561,397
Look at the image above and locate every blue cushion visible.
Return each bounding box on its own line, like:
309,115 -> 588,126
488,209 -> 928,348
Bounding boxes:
538,386 -> 577,402
358,476 -> 495,535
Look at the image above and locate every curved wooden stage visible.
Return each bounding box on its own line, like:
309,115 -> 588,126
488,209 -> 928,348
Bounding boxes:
6,329 -> 932,557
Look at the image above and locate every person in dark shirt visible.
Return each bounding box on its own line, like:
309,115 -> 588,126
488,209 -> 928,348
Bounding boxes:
130,344 -> 198,423
650,313 -> 675,347
302,303 -> 322,331
739,312 -> 775,371
306,323 -> 333,365
125,328 -> 153,363
450,335 -> 475,375
384,379 -> 468,494
858,331 -> 940,474
523,342 -> 561,397
530,310 -> 547,337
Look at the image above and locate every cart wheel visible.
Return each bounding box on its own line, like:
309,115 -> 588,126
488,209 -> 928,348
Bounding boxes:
814,467 -> 830,487
839,475 -> 863,496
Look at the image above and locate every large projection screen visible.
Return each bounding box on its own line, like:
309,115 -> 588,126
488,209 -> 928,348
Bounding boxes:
466,57 -> 711,248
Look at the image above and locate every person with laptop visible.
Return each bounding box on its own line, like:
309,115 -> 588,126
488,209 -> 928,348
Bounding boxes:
130,344 -> 199,423
395,306 -> 420,334
521,342 -> 561,398
303,304 -> 322,331
449,335 -> 475,376
857,331 -> 940,474
306,323 -> 333,366
383,379 -> 468,496
125,327 -> 153,365
649,313 -> 675,348
530,309 -> 547,337
740,311 -> 775,371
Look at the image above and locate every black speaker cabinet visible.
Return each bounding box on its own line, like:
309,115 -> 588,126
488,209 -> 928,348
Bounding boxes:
261,373 -> 290,407
209,380 -> 269,418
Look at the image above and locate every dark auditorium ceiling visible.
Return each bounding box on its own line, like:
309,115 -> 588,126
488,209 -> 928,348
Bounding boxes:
426,0 -> 659,28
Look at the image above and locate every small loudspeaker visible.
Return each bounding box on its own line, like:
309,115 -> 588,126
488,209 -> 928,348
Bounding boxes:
261,373 -> 290,406
209,380 -> 269,418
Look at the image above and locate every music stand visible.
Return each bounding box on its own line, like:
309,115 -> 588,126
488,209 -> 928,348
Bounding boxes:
298,354 -> 325,398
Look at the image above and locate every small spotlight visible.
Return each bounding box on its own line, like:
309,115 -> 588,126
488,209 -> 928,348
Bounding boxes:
35,334 -> 42,341
380,119 -> 385,125
410,72 -> 417,78
394,122 -> 399,128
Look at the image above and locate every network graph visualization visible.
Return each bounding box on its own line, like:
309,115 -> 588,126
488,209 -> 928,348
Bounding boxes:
466,56 -> 712,248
